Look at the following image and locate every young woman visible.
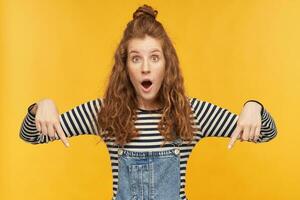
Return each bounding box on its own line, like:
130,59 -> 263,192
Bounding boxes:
19,4 -> 277,200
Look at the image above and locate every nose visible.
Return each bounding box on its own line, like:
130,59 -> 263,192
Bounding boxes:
141,60 -> 150,74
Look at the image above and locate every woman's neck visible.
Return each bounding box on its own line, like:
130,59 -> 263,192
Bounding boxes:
137,98 -> 162,110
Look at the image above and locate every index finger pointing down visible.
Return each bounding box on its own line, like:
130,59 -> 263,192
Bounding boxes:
54,122 -> 70,147
228,125 -> 242,149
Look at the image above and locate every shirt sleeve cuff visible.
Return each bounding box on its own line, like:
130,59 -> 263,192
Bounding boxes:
27,103 -> 37,117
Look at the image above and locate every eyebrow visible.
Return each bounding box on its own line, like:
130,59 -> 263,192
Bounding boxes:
128,49 -> 161,54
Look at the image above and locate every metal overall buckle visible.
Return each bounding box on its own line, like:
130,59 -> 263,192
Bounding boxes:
118,148 -> 124,156
172,138 -> 182,155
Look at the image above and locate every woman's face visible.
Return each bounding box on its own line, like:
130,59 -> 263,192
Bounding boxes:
127,35 -> 165,109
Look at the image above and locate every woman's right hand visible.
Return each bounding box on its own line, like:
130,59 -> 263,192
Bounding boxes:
34,99 -> 70,147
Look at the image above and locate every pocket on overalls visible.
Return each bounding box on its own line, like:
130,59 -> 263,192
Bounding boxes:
128,163 -> 148,199
115,155 -> 140,200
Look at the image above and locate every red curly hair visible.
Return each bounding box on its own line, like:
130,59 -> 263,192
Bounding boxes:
96,4 -> 198,148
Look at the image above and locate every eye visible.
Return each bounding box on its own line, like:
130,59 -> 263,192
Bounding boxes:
132,56 -> 140,63
151,55 -> 159,62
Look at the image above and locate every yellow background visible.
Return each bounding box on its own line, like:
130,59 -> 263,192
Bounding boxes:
1,0 -> 298,199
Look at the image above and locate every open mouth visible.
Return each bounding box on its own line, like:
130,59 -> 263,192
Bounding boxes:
141,80 -> 153,89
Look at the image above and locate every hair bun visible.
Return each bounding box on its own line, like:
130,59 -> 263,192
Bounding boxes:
133,4 -> 158,20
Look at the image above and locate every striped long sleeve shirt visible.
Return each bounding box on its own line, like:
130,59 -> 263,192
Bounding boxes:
19,97 -> 277,200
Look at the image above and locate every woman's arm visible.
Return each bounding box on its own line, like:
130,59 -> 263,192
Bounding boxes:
190,97 -> 277,143
19,98 -> 103,144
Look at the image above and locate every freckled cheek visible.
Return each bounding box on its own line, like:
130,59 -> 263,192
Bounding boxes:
158,65 -> 165,81
128,71 -> 140,89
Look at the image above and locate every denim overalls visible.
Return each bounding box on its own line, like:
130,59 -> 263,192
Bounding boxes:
114,138 -> 183,200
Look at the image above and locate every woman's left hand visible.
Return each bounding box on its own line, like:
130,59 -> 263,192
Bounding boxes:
228,102 -> 262,149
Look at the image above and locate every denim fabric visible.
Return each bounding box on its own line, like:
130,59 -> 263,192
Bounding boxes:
115,138 -> 183,200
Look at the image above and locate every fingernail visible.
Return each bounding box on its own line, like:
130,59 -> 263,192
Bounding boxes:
66,143 -> 70,147
228,145 -> 231,149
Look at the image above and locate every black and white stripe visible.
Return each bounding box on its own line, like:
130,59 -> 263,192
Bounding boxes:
19,97 -> 277,200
